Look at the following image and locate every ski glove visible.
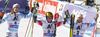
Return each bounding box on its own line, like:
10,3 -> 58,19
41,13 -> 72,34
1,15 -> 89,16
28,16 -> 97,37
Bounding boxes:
31,7 -> 37,15
0,12 -> 4,20
31,7 -> 37,23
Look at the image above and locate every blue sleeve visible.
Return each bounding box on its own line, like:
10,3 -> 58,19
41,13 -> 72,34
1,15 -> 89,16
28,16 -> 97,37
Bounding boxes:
20,13 -> 33,18
20,13 -> 25,18
26,13 -> 33,18
3,15 -> 9,20
66,19 -> 70,24
90,22 -> 95,27
86,21 -> 95,31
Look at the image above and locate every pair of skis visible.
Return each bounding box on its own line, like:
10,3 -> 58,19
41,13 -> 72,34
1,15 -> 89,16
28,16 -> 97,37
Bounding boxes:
24,13 -> 60,37
24,17 -> 34,37
54,13 -> 75,37
54,13 -> 59,37
25,13 -> 75,37
70,14 -> 75,37
24,0 -> 34,37
95,8 -> 99,37
92,8 -> 99,37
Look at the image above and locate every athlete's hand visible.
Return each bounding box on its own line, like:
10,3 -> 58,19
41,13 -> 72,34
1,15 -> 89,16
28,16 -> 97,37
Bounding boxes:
95,14 -> 99,21
54,13 -> 59,21
96,14 -> 99,19
31,7 -> 35,13
0,12 -> 4,20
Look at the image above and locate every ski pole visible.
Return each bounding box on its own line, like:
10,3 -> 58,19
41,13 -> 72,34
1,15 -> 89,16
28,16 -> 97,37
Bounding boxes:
24,17 -> 31,37
27,17 -> 33,37
54,13 -> 59,37
31,17 -> 34,37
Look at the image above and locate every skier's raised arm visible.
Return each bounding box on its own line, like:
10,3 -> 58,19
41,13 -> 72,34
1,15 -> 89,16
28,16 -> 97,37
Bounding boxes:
87,14 -> 99,31
0,0 -> 10,24
0,12 -> 9,24
0,3 -> 26,37
63,10 -> 70,24
17,5 -> 30,19
0,3 -> 22,24
30,1 -> 39,23
56,10 -> 70,27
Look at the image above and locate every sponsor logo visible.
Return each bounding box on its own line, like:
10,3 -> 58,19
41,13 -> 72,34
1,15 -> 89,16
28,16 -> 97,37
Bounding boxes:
72,9 -> 87,17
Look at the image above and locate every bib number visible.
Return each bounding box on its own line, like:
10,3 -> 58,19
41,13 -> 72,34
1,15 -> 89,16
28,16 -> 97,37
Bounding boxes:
9,25 -> 19,29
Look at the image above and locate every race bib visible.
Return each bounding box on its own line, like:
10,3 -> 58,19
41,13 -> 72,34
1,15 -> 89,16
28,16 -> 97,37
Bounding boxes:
45,33 -> 53,36
74,35 -> 83,37
9,25 -> 19,29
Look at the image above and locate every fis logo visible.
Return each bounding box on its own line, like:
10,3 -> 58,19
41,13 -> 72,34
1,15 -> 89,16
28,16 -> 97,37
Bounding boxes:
59,4 -> 64,11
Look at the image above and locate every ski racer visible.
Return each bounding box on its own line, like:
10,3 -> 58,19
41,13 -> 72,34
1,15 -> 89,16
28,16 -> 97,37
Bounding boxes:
31,2 -> 67,37
0,3 -> 30,37
31,9 -> 67,37
71,14 -> 98,37
64,10 -> 70,25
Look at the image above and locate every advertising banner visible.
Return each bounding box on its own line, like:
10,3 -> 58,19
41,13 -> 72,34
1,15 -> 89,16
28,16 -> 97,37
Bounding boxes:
33,0 -> 59,15
63,3 -> 97,23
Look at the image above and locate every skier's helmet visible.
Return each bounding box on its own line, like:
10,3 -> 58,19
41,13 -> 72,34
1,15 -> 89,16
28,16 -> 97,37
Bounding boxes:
46,12 -> 53,20
13,3 -> 20,8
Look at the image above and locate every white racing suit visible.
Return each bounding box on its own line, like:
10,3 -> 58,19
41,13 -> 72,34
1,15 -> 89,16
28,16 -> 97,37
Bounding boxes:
65,19 -> 95,37
72,23 -> 89,37
1,12 -> 30,37
36,20 -> 63,37
73,22 -> 95,37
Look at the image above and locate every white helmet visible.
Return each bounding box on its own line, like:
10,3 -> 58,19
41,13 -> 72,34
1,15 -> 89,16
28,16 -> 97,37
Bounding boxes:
13,3 -> 20,8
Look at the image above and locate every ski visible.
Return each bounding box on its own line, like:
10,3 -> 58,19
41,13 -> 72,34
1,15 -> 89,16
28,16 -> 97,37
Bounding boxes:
54,13 -> 59,37
3,0 -> 10,13
94,8 -> 99,37
0,0 -> 10,19
70,14 -> 75,37
95,7 -> 99,37
24,1 -> 39,37
91,7 -> 99,37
